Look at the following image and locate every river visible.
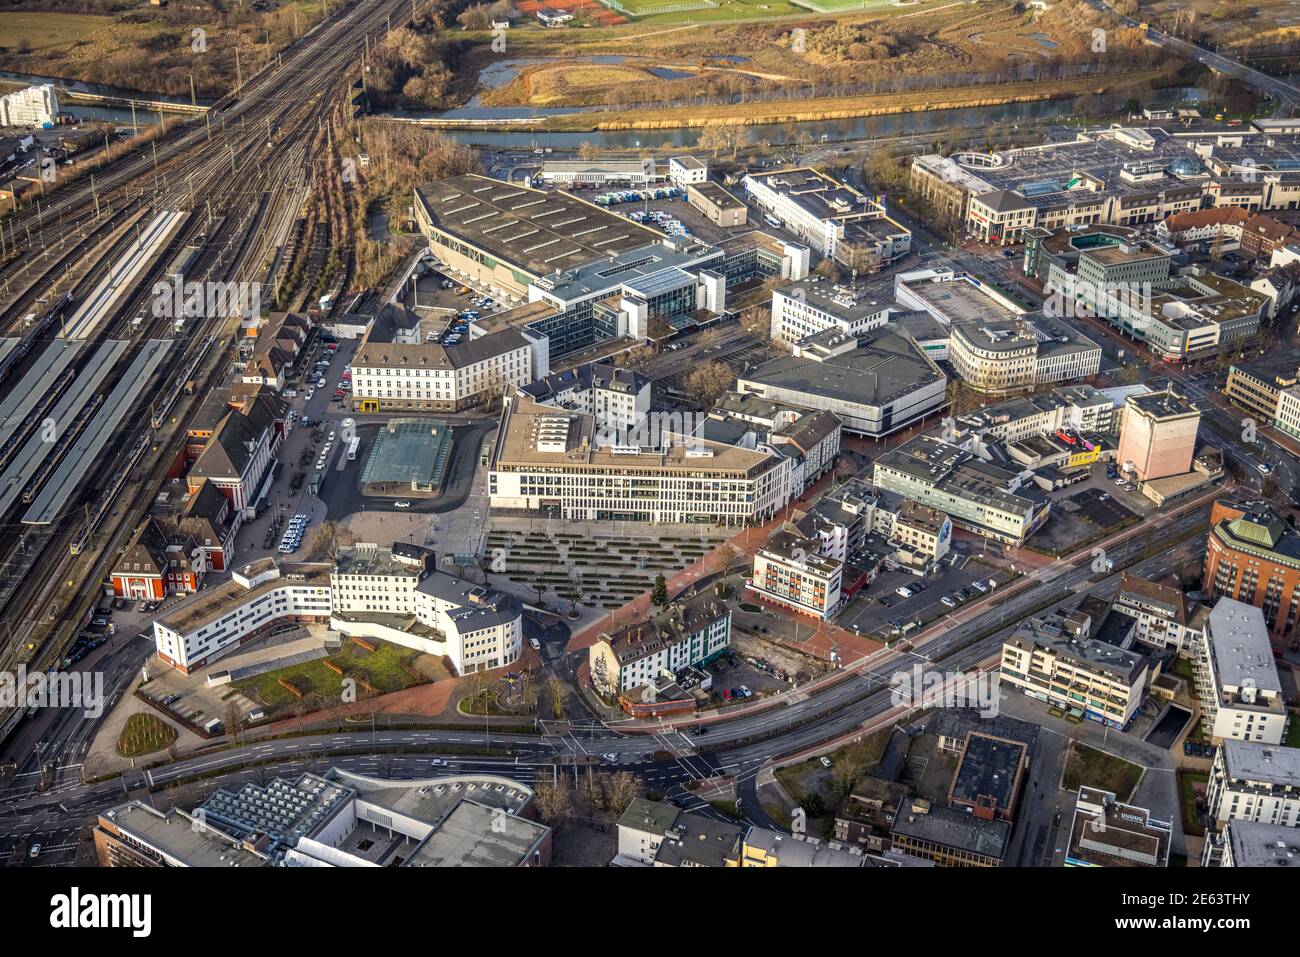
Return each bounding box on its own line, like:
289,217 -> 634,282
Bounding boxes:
422,85 -> 1209,150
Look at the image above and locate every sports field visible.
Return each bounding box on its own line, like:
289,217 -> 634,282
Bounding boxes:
599,0 -> 804,23
0,11 -> 113,53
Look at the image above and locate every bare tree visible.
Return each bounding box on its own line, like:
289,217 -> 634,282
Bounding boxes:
542,675 -> 566,720
534,776 -> 573,830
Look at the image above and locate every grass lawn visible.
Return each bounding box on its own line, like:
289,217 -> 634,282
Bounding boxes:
233,640 -> 430,714
117,712 -> 177,758
1285,717 -> 1300,748
1169,657 -> 1196,682
1177,769 -> 1209,837
0,12 -> 114,53
1061,742 -> 1144,801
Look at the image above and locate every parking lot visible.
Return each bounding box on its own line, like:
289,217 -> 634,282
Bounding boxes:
836,554 -> 1007,642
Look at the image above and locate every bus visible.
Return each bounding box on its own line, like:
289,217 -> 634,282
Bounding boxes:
764,213 -> 782,229
346,435 -> 361,461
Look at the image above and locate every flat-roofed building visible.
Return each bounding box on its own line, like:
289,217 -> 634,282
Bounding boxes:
1277,385 -> 1300,442
668,155 -> 708,188
890,499 -> 952,572
906,127 -> 1300,244
1116,388 -> 1200,482
748,526 -> 843,620
1065,786 -> 1172,867
1191,598 -> 1286,745
687,181 -> 748,227
1207,740 -> 1300,827
191,768 -> 550,867
616,797 -> 743,867
519,360 -> 650,436
739,828 -> 867,867
1111,572 -> 1193,653
738,325 -> 947,438
768,276 -> 894,347
413,174 -> 662,302
1204,819 -> 1300,866
94,801 -> 272,868
999,611 -> 1151,728
538,158 -> 654,188
742,167 -> 909,265
895,267 -> 1099,392
872,434 -> 1050,545
1037,231 -> 1268,362
834,777 -> 910,852
947,731 -> 1029,821
889,797 -> 1011,867
488,390 -> 808,526
1223,354 -> 1300,424
152,561 -> 333,674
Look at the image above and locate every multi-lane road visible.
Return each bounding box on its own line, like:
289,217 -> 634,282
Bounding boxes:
0,496 -> 1212,863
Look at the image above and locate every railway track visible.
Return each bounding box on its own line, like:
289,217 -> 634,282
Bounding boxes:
0,0 -> 426,744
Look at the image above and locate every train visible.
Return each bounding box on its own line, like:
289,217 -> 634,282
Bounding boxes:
0,293 -> 73,386
20,393 -> 102,505
69,433 -> 148,557
151,333 -> 216,430
0,367 -> 75,476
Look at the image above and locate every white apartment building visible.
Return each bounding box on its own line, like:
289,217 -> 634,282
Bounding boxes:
351,328 -> 536,413
1204,820 -> 1300,867
153,546 -> 523,677
519,361 -> 651,437
890,500 -> 952,572
330,544 -> 523,675
1110,573 -> 1195,653
668,155 -> 708,188
0,84 -> 58,128
153,562 -> 334,674
1207,740 -> 1300,828
1192,599 -> 1286,745
748,528 -> 844,620
588,595 -> 732,696
1276,386 -> 1300,443
769,281 -> 892,347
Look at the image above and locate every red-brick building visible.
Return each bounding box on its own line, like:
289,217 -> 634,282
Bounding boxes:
1204,499 -> 1300,644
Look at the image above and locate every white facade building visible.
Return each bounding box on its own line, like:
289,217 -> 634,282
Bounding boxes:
153,546 -> 523,677
0,84 -> 57,128
153,562 -> 333,674
1207,740 -> 1300,828
588,595 -> 731,697
351,328 -> 536,413
769,282 -> 892,347
1192,599 -> 1286,745
668,155 -> 708,188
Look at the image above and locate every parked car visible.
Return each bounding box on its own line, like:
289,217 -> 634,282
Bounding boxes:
941,595 -> 957,608
819,756 -> 832,768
